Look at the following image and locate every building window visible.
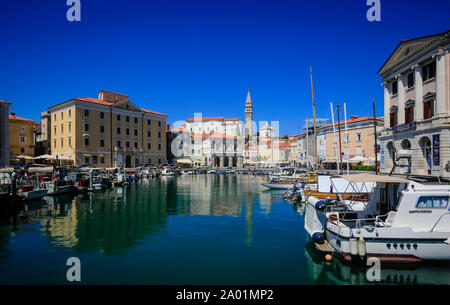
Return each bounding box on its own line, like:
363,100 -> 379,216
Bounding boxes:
100,157 -> 105,164
126,141 -> 130,148
147,130 -> 151,137
126,128 -> 130,135
61,112 -> 63,120
20,147 -> 25,153
423,100 -> 434,120
100,139 -> 105,147
147,143 -> 151,149
356,146 -> 362,155
93,155 -> 98,164
84,110 -> 89,117
100,112 -> 104,119
422,61 -> 436,81
117,114 -> 121,121
158,143 -> 161,150
407,72 -> 415,88
405,106 -> 414,123
61,139 -> 64,148
100,125 -> 105,133
126,116 -> 130,122
54,126 -> 57,135
84,123 -> 89,132
148,158 -> 152,164
134,129 -> 138,136
158,121 -> 161,127
356,133 -> 362,142
134,117 -> 138,124
390,111 -> 397,127
134,142 -> 138,149
68,122 -> 72,133
117,140 -> 121,147
54,114 -> 57,121
61,124 -> 64,134
84,156 -> 90,164
54,140 -> 56,148
117,127 -> 121,134
19,136 -> 26,142
158,159 -> 161,164
68,138 -> 72,147
147,119 -> 151,125
84,137 -> 90,146
158,131 -> 161,138
69,109 -> 71,118
392,80 -> 398,96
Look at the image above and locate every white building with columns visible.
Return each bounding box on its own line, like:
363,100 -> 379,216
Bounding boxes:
378,30 -> 450,177
170,117 -> 244,167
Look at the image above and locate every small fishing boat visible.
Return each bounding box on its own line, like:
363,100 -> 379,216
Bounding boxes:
161,168 -> 175,176
18,185 -> 48,201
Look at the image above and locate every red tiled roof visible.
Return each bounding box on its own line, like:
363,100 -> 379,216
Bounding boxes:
49,97 -> 168,117
209,132 -> 237,139
186,117 -> 239,122
320,116 -> 382,129
9,114 -> 35,122
0,100 -> 11,105
187,117 -> 224,122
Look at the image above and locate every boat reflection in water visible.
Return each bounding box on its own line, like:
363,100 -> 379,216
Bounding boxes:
304,241 -> 450,285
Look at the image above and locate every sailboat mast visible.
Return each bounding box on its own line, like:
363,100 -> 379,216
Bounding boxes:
310,66 -> 318,171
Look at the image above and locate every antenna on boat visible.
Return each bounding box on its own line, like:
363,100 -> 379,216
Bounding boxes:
310,66 -> 318,172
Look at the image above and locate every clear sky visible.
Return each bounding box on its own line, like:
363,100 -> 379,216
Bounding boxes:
0,0 -> 449,135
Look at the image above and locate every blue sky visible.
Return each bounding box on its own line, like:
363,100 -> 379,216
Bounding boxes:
0,0 -> 449,135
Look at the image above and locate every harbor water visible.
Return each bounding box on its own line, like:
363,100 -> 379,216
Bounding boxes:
0,175 -> 449,285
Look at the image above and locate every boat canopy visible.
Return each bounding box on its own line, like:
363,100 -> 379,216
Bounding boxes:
331,173 -> 410,183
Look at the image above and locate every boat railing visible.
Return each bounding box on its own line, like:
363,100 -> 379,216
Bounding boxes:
430,212 -> 450,232
329,211 -> 392,229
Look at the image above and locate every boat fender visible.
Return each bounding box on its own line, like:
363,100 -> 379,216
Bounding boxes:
315,201 -> 326,211
349,237 -> 358,256
312,232 -> 325,244
358,237 -> 366,257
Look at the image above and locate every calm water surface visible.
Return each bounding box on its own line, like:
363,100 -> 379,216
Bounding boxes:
0,175 -> 449,285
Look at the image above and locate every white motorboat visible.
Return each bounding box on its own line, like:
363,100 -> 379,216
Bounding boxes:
305,174 -> 450,264
161,168 -> 175,176
44,180 -> 74,195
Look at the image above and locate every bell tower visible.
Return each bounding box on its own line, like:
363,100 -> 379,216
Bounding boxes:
245,89 -> 253,139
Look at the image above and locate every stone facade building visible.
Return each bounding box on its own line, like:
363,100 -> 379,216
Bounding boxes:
9,112 -> 35,159
46,90 -> 168,168
378,30 -> 450,177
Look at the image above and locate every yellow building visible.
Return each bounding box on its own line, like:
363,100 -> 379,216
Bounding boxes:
9,112 -> 35,160
47,90 -> 168,168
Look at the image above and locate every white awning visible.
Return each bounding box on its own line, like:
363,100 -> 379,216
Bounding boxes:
176,159 -> 192,164
34,154 -> 55,160
331,173 -> 409,183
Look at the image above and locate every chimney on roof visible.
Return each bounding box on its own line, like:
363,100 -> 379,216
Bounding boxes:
98,90 -> 129,103
350,115 -> 358,120
10,106 -> 15,117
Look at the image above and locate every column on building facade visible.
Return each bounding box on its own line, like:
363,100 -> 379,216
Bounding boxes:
237,156 -> 243,168
397,75 -> 405,125
228,156 -> 233,167
383,83 -> 390,128
414,64 -> 423,121
219,156 -> 224,168
435,49 -> 446,115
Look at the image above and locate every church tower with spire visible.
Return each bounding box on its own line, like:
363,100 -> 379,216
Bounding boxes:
244,89 -> 253,140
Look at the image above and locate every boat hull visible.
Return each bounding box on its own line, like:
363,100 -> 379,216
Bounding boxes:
261,183 -> 294,189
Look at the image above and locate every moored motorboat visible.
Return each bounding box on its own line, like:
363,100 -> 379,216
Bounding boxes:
304,174 -> 450,264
